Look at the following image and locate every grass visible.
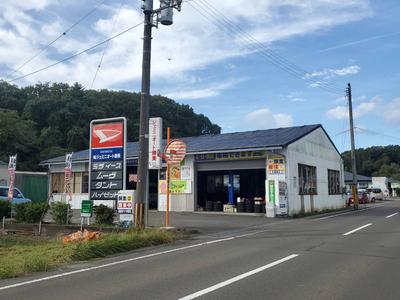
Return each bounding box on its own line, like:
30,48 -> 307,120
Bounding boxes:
0,229 -> 187,279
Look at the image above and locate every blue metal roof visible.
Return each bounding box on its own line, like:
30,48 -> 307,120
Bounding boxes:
41,124 -> 324,165
344,171 -> 372,182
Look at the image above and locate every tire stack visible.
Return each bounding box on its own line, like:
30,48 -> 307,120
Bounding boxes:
245,198 -> 254,213
205,201 -> 213,211
213,201 -> 223,212
254,200 -> 263,213
237,198 -> 245,213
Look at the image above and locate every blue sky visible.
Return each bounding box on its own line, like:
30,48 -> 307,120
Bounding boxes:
0,0 -> 399,153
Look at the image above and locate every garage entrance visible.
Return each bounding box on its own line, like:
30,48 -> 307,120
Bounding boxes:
197,169 -> 265,211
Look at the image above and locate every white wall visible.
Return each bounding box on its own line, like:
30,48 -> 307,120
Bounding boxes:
158,156 -> 195,212
286,127 -> 345,215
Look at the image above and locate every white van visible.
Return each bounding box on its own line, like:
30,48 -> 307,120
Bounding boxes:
367,188 -> 383,201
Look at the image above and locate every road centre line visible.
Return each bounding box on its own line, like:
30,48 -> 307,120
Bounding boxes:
386,212 -> 398,218
178,254 -> 299,300
343,223 -> 372,236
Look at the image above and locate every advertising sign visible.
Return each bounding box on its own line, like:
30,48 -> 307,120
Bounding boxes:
158,180 -> 191,194
117,190 -> 134,214
148,117 -> 163,169
267,154 -> 286,177
81,200 -> 93,217
89,117 -> 126,202
64,153 -> 73,203
268,180 -> 276,203
7,155 -> 17,200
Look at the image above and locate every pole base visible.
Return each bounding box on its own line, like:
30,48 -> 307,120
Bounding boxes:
134,203 -> 144,228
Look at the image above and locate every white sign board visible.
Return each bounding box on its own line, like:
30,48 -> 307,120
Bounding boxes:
148,117 -> 163,169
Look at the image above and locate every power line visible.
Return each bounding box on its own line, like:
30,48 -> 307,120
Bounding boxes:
4,0 -> 108,80
7,21 -> 144,83
189,0 -> 343,94
195,0 -> 344,94
91,0 -> 126,89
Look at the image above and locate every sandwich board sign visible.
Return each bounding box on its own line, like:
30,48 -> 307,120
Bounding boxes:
89,117 -> 127,204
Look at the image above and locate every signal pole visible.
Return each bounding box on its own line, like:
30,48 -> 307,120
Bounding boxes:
135,0 -> 182,228
347,83 -> 359,210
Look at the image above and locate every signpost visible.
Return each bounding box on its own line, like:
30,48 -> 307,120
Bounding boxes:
7,155 -> 17,201
80,200 -> 93,230
89,118 -> 127,207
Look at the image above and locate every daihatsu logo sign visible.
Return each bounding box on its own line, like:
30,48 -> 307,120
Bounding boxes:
91,123 -> 124,148
94,129 -> 122,144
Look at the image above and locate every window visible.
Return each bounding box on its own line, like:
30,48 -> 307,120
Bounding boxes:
328,169 -> 341,195
82,173 -> 89,193
73,173 -> 82,193
298,164 -> 317,195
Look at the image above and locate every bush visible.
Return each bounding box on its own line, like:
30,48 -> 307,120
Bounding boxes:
14,202 -> 48,223
94,204 -> 115,225
51,202 -> 72,225
0,201 -> 10,218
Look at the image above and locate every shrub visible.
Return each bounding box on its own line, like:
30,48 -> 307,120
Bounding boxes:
94,204 -> 115,225
51,202 -> 72,225
14,202 -> 48,223
0,201 -> 10,218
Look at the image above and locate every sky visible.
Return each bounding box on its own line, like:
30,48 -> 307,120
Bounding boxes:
0,0 -> 399,153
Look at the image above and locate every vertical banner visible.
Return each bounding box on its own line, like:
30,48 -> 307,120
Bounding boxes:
7,155 -> 17,200
89,117 -> 126,202
148,117 -> 163,169
64,153 -> 73,203
268,180 -> 276,204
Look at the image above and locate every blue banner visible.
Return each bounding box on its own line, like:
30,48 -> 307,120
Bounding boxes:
91,147 -> 123,162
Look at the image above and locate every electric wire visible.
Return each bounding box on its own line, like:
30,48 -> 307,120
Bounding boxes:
4,0 -> 108,80
7,21 -> 144,83
189,0 -> 343,94
197,0 -> 345,94
90,0 -> 126,89
194,0 -> 343,94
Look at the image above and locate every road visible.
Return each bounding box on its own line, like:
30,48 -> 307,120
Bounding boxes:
1,201 -> 399,300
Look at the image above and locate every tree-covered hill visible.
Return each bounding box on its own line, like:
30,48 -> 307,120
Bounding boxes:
0,81 -> 220,170
342,145 -> 400,180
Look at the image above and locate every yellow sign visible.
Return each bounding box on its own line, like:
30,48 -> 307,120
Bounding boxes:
159,180 -> 191,194
267,155 -> 285,175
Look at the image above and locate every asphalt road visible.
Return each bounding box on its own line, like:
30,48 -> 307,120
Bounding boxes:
1,201 -> 399,300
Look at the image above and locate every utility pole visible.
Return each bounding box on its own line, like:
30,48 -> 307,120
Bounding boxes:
135,0 -> 182,228
347,83 -> 359,210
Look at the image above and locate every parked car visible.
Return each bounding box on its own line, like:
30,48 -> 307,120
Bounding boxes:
0,185 -> 31,205
348,191 -> 369,206
367,188 -> 383,202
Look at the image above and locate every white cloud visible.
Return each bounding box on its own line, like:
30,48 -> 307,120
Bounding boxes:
383,98 -> 400,125
245,108 -> 294,129
163,78 -> 247,100
0,0 -> 372,90
305,65 -> 360,80
326,98 -> 378,119
287,92 -> 306,102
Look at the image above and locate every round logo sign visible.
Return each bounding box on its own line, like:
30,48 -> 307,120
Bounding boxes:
165,140 -> 186,164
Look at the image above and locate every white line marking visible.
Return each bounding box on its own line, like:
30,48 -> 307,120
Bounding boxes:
0,236 -> 237,291
386,212 -> 398,219
178,254 -> 299,300
343,223 -> 372,236
317,203 -> 386,220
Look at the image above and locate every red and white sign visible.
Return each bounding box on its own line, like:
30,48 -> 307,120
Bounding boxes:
148,117 -> 163,169
165,140 -> 186,164
7,155 -> 17,200
91,122 -> 124,149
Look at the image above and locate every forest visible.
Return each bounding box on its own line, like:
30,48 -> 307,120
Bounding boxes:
342,145 -> 400,180
0,81 -> 221,170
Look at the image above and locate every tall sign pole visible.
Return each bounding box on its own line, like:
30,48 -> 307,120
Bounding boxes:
347,83 -> 359,210
136,0 -> 183,228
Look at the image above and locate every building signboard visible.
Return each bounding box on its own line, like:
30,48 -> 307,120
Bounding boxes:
148,117 -> 163,169
89,117 -> 126,202
267,154 -> 285,176
194,150 -> 265,162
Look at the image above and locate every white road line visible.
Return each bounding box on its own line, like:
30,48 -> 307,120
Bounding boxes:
343,223 -> 372,236
386,212 -> 398,218
317,203 -> 386,220
178,254 -> 299,300
0,236 -> 237,291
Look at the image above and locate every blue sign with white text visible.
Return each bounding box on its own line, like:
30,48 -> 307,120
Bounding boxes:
91,147 -> 123,162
